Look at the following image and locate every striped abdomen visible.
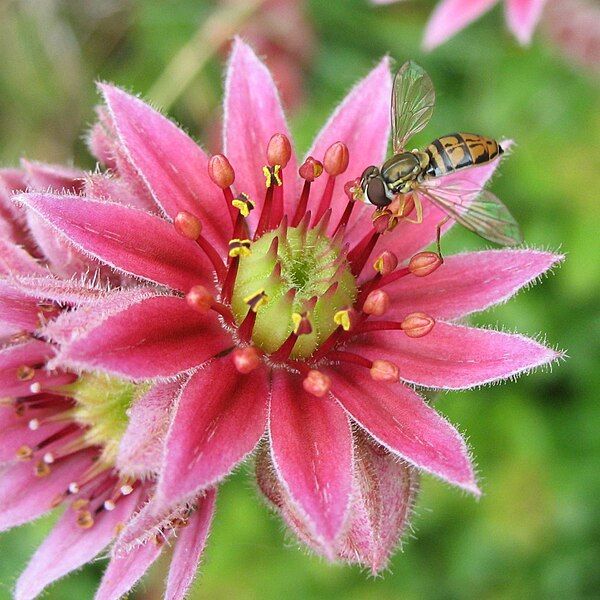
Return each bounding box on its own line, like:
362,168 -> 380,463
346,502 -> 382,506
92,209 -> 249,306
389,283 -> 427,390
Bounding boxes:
425,133 -> 503,178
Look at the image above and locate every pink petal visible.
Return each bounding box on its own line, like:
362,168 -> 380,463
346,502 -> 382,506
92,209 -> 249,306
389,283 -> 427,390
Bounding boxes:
21,160 -> 84,193
337,432 -> 417,574
379,152 -> 507,261
56,294 -> 230,380
100,84 -> 228,251
505,0 -> 547,44
84,173 -> 156,213
17,193 -> 213,292
308,57 -> 392,239
269,370 -> 353,549
223,38 -> 298,229
0,239 -> 46,276
15,488 -> 140,600
423,0 -> 500,50
0,170 -> 29,245
0,280 -> 42,335
0,450 -> 96,533
7,274 -> 107,306
165,489 -> 216,600
383,249 -> 563,320
329,368 -> 479,493
25,210 -> 102,279
158,361 -> 268,509
351,322 -> 560,389
117,381 -> 181,477
95,541 -> 162,600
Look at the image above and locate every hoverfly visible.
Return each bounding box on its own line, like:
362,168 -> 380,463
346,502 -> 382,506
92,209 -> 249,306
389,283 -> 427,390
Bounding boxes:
360,61 -> 523,250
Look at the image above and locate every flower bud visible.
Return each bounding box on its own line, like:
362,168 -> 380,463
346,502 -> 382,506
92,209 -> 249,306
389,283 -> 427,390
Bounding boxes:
267,133 -> 292,168
400,312 -> 435,338
373,250 -> 398,275
299,157 -> 323,182
370,359 -> 399,382
409,252 -> 443,277
208,154 -> 235,188
186,285 -> 213,313
232,347 -> 262,374
303,370 -> 331,398
174,211 -> 202,240
323,142 -> 349,176
363,289 -> 390,316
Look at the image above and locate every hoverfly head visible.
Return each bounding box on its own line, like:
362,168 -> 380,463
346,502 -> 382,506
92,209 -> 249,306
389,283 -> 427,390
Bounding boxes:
360,165 -> 392,208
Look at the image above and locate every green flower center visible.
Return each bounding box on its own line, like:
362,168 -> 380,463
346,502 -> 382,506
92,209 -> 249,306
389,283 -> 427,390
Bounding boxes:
68,373 -> 149,466
231,226 -> 357,358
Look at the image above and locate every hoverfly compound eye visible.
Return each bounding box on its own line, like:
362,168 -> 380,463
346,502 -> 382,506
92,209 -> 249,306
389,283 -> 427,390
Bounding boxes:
361,165 -> 380,181
366,176 -> 391,208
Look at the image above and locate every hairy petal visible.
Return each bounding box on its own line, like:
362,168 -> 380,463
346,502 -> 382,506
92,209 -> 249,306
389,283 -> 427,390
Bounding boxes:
100,84 -> 228,250
505,0 -> 547,44
55,294 -> 230,380
0,239 -> 46,276
351,322 -> 560,389
309,57 -> 392,239
165,489 -> 217,600
269,371 -> 353,549
0,281 -> 43,334
117,381 -> 181,477
158,361 -> 268,509
329,368 -> 479,493
423,0 -> 500,50
224,38 -> 298,228
17,193 -> 212,292
14,489 -> 140,600
95,537 -> 162,600
384,249 -> 563,320
337,432 -> 418,574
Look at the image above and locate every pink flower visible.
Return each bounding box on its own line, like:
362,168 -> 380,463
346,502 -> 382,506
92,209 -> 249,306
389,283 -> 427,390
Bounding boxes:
0,168 -> 216,599
373,0 -> 548,49
13,38 -> 562,575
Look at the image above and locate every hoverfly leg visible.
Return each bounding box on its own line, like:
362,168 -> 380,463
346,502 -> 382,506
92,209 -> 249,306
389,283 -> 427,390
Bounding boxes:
435,216 -> 451,261
394,192 -> 423,224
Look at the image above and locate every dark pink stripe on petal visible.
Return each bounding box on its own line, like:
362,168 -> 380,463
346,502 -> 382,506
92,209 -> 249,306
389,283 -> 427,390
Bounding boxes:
224,39 -> 298,228
384,249 -> 563,320
308,57 -> 392,240
100,84 -> 229,251
158,362 -> 268,509
0,281 -> 42,332
57,295 -> 230,380
329,367 -> 479,493
270,370 -> 353,548
165,489 -> 216,600
351,322 -> 560,389
17,193 -> 212,292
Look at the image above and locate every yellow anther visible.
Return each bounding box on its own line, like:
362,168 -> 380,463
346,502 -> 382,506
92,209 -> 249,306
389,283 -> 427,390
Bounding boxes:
228,238 -> 252,258
232,193 -> 255,218
292,311 -> 313,336
333,309 -> 351,331
263,164 -> 282,188
244,289 -> 269,313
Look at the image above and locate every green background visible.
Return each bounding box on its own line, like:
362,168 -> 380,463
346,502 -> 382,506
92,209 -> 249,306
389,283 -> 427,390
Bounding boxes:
0,0 -> 598,598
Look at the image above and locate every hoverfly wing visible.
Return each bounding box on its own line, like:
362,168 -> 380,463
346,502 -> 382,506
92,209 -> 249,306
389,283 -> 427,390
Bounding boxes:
391,61 -> 436,154
418,184 -> 524,246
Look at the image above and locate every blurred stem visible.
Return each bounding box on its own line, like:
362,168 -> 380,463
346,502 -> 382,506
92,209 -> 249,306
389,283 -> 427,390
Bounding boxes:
148,0 -> 267,110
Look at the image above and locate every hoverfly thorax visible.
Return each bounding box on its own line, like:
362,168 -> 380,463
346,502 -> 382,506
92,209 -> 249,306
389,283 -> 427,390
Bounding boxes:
380,151 -> 429,194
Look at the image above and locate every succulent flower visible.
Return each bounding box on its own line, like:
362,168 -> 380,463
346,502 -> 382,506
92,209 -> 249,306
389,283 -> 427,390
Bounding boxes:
373,0 -> 548,50
2,38 -> 562,592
